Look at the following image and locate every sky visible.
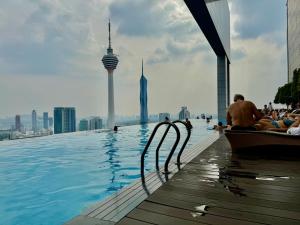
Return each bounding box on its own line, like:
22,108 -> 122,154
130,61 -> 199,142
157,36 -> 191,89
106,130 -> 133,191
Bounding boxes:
0,0 -> 288,118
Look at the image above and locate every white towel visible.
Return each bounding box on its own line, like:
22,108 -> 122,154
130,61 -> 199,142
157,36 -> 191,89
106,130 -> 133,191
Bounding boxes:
287,127 -> 300,135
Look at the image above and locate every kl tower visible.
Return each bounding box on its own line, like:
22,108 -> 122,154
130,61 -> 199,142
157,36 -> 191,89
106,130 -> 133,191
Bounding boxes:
102,20 -> 119,129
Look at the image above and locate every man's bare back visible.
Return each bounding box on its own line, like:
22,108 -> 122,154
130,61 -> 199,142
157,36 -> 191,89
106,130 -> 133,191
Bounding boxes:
227,96 -> 262,128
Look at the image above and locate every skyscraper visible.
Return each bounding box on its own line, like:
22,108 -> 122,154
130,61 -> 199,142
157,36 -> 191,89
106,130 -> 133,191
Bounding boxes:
43,112 -> 49,129
89,117 -> 103,130
54,107 -> 76,134
32,110 -> 37,133
102,20 -> 119,129
179,106 -> 191,120
49,117 -> 53,127
140,60 -> 148,124
15,115 -> 21,132
79,119 -> 89,131
287,0 -> 300,82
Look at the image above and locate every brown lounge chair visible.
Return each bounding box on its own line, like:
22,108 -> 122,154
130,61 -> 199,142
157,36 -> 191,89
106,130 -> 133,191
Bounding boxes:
224,129 -> 300,153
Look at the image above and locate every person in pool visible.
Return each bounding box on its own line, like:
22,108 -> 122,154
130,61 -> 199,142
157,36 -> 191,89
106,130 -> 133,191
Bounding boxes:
226,94 -> 262,130
185,118 -> 193,130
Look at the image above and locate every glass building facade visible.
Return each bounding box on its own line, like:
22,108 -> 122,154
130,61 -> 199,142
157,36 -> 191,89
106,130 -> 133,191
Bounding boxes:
54,107 -> 76,134
140,61 -> 148,124
287,0 -> 300,82
89,117 -> 103,130
32,110 -> 37,133
43,112 -> 49,130
79,119 -> 89,131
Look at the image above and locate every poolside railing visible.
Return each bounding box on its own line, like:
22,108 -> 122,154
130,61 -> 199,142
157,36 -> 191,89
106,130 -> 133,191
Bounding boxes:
140,120 -> 191,183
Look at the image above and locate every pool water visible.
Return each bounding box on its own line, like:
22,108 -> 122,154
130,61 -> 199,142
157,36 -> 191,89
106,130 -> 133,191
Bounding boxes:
0,119 -> 215,225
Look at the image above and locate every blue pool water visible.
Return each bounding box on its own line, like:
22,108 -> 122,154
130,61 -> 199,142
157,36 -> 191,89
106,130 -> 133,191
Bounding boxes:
0,120 -> 215,225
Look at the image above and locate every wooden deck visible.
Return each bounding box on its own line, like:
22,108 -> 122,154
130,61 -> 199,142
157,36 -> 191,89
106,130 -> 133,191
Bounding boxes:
116,135 -> 300,225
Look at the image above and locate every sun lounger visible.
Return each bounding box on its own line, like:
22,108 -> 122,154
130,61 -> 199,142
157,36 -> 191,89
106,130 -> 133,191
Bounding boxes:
224,129 -> 300,153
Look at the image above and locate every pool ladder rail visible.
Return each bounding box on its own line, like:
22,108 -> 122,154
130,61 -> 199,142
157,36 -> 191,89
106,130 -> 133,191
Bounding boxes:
140,120 -> 191,183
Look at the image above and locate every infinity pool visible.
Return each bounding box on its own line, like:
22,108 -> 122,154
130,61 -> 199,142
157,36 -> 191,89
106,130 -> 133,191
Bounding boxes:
0,119 -> 215,225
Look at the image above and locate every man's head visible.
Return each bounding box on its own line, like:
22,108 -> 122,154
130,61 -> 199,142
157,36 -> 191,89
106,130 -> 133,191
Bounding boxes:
233,94 -> 244,102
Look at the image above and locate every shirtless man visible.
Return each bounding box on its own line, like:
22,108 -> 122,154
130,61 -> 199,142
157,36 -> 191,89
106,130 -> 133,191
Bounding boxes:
226,94 -> 262,130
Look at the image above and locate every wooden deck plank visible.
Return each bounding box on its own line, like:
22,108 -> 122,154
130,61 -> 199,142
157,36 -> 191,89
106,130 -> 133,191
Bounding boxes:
147,193 -> 300,221
138,201 -> 299,225
160,181 -> 300,205
162,180 -> 300,203
157,186 -> 300,211
117,217 -> 154,225
126,208 -> 210,225
171,173 -> 300,193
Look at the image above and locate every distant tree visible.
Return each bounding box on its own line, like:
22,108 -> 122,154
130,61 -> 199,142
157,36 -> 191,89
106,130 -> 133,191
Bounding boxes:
274,68 -> 300,109
274,83 -> 292,107
291,68 -> 300,105
274,87 -> 281,104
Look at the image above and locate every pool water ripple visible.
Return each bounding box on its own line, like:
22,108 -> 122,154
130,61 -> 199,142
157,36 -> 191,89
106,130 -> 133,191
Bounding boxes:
0,120 -> 215,225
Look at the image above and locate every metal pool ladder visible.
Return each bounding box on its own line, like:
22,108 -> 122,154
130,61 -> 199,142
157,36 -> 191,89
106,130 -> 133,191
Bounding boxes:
140,120 -> 191,182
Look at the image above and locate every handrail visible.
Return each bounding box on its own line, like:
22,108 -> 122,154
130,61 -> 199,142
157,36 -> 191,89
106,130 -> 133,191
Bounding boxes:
172,120 -> 192,167
155,124 -> 171,170
162,123 -> 180,174
140,121 -> 180,182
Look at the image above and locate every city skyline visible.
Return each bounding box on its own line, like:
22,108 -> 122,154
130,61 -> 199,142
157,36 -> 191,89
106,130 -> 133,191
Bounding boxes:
0,0 -> 287,118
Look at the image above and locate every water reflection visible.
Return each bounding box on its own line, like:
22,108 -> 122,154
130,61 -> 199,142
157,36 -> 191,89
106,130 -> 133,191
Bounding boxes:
139,124 -> 149,151
104,131 -> 121,192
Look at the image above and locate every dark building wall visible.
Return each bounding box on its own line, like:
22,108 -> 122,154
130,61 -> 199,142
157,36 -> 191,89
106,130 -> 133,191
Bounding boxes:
54,108 -> 63,134
54,107 -> 76,134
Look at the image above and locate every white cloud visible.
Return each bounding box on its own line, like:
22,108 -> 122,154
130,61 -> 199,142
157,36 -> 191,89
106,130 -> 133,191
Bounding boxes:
230,37 -> 287,108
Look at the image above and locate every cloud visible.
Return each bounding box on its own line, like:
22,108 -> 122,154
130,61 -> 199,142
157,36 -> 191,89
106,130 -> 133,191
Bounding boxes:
0,0 -> 109,76
231,49 -> 246,61
109,0 -> 167,37
230,37 -> 287,107
109,0 -> 198,39
229,0 -> 286,42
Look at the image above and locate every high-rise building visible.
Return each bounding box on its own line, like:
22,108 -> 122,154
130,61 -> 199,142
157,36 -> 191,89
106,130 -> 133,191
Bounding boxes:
287,0 -> 300,82
54,107 -> 76,134
32,110 -> 37,133
102,20 -> 119,129
140,60 -> 148,124
49,117 -> 53,127
179,106 -> 191,120
15,115 -> 21,132
43,112 -> 49,130
159,113 -> 171,122
89,117 -> 103,130
79,119 -> 89,131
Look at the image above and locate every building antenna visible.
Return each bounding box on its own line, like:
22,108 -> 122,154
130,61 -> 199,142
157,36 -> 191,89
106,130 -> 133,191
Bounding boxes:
108,19 -> 111,49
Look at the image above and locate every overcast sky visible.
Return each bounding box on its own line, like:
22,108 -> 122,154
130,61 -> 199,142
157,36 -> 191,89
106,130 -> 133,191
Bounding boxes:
0,0 -> 287,118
